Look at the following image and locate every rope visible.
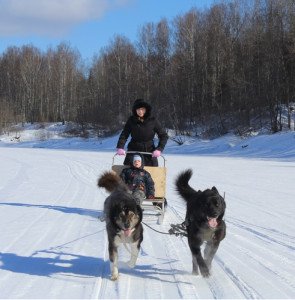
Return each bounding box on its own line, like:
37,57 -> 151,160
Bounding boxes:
142,221 -> 187,237
100,215 -> 187,237
142,221 -> 171,235
168,222 -> 188,237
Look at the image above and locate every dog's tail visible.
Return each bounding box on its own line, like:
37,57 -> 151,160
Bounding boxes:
175,169 -> 197,201
98,171 -> 127,193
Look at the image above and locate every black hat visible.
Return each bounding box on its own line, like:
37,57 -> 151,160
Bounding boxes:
132,99 -> 151,118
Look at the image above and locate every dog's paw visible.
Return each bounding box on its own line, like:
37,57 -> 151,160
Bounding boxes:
200,267 -> 211,278
111,272 -> 119,281
198,260 -> 211,278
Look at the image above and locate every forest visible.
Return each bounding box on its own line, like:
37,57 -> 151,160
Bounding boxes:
0,0 -> 294,138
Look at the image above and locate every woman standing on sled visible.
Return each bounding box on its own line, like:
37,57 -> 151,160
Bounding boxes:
116,99 -> 168,166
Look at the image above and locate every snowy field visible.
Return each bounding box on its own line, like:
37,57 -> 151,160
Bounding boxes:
0,127 -> 295,299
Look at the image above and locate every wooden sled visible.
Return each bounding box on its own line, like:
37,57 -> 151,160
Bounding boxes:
111,151 -> 167,224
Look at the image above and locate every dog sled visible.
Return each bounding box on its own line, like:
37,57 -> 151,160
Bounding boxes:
111,151 -> 167,224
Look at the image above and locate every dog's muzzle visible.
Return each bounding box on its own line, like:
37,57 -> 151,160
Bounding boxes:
207,216 -> 218,228
122,228 -> 135,237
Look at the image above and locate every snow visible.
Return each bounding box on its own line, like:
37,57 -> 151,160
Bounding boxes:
0,125 -> 295,299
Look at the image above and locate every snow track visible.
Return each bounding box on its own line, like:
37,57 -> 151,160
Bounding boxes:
0,148 -> 294,299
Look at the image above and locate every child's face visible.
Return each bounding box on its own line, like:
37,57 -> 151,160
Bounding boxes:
133,159 -> 142,168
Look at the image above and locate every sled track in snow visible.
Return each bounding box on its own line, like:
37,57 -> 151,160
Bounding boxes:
215,256 -> 262,298
227,217 -> 295,251
95,231 -> 110,299
138,205 -> 232,299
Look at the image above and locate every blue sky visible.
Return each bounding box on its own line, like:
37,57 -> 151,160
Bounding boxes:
0,0 -> 217,62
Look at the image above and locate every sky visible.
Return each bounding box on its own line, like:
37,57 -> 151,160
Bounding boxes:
0,0 -> 217,63
0,125 -> 294,298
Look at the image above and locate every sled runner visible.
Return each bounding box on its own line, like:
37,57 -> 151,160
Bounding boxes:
111,151 -> 167,224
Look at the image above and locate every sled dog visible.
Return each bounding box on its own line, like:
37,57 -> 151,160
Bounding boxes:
98,171 -> 143,280
175,169 -> 226,277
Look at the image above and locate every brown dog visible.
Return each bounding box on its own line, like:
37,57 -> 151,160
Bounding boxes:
98,171 -> 143,280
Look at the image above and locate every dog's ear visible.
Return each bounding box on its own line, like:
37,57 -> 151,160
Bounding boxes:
211,186 -> 219,194
136,204 -> 143,221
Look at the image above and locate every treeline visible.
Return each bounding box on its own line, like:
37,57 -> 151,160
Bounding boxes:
1,0 -> 295,136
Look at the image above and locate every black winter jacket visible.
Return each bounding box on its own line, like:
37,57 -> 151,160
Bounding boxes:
116,99 -> 168,166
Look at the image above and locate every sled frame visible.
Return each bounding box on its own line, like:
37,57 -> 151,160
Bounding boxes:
111,151 -> 167,224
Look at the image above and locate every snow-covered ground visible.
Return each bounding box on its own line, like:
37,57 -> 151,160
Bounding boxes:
0,125 -> 294,299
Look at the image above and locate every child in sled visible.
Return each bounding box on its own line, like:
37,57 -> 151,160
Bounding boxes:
120,154 -> 155,205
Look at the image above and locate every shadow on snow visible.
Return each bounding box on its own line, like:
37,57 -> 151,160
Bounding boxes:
0,250 -> 107,278
0,251 -> 191,284
0,202 -> 102,219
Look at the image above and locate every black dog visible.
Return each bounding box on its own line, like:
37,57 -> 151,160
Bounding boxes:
98,171 -> 143,280
175,169 -> 226,277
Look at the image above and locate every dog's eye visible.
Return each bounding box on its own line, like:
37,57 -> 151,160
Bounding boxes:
119,212 -> 125,218
213,199 -> 219,206
128,211 -> 135,217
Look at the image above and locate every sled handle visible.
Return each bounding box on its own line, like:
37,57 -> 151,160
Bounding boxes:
112,151 -> 166,167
